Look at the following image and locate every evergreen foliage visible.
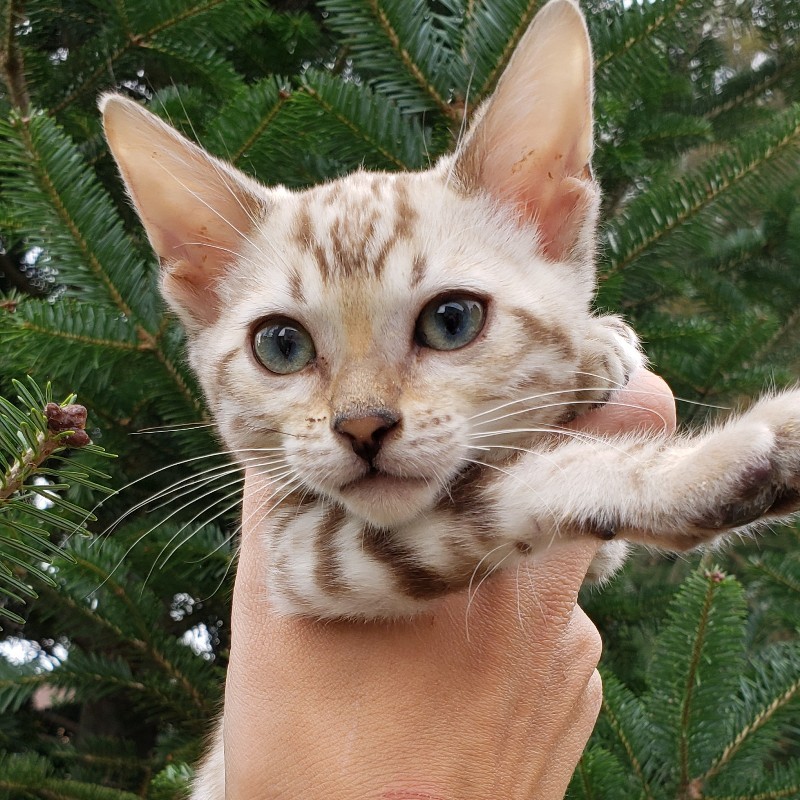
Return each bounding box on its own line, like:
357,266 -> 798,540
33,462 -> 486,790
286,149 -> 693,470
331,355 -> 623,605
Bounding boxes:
0,0 -> 798,796
575,568 -> 800,798
0,378 -> 111,625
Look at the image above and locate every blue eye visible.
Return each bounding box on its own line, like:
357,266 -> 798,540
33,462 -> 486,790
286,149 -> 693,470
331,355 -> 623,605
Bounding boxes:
253,318 -> 316,374
415,294 -> 486,351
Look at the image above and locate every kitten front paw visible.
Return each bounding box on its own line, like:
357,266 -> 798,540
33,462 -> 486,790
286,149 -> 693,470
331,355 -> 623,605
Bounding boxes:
635,390 -> 800,550
693,392 -> 800,527
575,315 -> 645,408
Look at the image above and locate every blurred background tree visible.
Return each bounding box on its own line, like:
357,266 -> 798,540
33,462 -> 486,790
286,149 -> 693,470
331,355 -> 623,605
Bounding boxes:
0,0 -> 798,796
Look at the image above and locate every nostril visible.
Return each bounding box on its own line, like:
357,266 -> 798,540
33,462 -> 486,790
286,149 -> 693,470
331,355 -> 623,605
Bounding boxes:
334,411 -> 400,462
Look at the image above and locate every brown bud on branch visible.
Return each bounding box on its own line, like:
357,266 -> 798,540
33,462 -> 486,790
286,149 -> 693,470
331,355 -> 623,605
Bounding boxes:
45,403 -> 91,447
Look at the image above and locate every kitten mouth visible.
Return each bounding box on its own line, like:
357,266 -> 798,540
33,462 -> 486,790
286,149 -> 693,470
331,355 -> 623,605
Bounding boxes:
337,469 -> 435,526
340,469 -> 428,492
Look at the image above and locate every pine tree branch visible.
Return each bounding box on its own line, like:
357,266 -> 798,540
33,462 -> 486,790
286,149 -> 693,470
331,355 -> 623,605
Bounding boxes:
229,89 -> 291,166
0,0 -> 30,112
705,57 -> 798,122
0,404 -> 90,502
749,558 -> 800,597
0,766 -> 142,800
12,319 -> 149,351
0,662 -> 52,699
750,304 -> 800,367
684,319 -> 770,421
677,571 -> 719,794
50,0 -> 231,115
302,82 -> 410,170
459,0 -> 477,60
698,673 -> 800,786
600,693 -> 655,799
703,787 -> 800,800
603,111 -> 800,280
363,0 -> 456,120
10,116 -> 138,321
594,0 -> 692,71
34,586 -> 212,721
5,114 -> 206,418
131,638 -> 211,717
0,381 -> 111,625
114,0 -> 133,40
474,0 -> 540,99
65,554 -> 214,718
54,749 -> 149,773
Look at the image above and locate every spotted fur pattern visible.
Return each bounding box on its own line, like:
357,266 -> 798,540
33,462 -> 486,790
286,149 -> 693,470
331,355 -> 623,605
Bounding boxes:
101,1 -> 800,795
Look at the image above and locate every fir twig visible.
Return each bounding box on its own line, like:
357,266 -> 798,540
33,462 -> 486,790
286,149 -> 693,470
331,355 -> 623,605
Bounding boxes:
474,0 -> 541,98
678,571 -> 719,791
603,109 -> 800,280
594,0 -> 692,71
0,403 -> 90,502
0,379 -> 112,625
50,0 -> 231,115
700,674 -> 800,785
363,0 -> 455,119
0,0 -> 30,112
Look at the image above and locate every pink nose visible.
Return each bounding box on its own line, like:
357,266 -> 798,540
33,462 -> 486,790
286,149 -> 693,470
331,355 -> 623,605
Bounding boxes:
334,411 -> 400,463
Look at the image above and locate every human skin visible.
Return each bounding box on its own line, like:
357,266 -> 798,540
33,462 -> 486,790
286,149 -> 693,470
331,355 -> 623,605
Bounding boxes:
223,369 -> 676,799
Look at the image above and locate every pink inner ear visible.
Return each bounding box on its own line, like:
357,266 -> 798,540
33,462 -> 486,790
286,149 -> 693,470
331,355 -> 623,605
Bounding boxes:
161,258 -> 220,326
494,156 -> 596,262
155,219 -> 237,278
532,177 -> 595,262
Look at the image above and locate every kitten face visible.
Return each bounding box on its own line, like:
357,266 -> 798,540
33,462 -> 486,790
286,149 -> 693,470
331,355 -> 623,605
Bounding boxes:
187,167 -> 593,526
102,0 -> 607,530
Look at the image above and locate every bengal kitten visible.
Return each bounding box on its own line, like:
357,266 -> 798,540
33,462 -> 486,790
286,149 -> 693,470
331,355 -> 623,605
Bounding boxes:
102,1 -> 800,794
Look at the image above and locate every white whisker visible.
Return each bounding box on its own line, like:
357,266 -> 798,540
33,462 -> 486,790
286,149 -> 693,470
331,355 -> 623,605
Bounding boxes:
469,427 -> 635,458
95,454 -> 287,544
148,484 -> 249,584
473,398 -> 669,431
140,459 -> 287,516
573,369 -> 728,411
79,445 -> 288,539
131,421 -> 216,435
150,471 -> 301,582
465,544 -> 515,640
469,386 -> 607,423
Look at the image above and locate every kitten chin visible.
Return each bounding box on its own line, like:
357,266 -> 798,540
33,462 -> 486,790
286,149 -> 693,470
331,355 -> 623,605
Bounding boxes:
335,472 -> 440,527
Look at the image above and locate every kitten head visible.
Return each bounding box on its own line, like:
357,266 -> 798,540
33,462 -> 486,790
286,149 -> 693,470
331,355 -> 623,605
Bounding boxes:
102,0 -> 608,528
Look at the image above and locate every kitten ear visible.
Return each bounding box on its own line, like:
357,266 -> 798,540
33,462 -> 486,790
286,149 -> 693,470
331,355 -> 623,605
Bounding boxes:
453,0 -> 597,264
100,94 -> 264,329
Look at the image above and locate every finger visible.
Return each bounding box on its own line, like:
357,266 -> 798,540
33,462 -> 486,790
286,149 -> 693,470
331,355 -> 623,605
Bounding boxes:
568,368 -> 676,436
521,537 -> 602,613
442,538 -> 602,646
532,669 -> 603,799
555,605 -> 603,686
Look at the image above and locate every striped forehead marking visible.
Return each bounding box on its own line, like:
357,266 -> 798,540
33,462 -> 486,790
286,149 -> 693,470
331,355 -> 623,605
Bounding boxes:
292,173 -> 417,282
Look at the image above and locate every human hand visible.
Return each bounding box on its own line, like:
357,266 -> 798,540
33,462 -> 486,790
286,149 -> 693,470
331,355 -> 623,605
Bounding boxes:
223,369 -> 675,799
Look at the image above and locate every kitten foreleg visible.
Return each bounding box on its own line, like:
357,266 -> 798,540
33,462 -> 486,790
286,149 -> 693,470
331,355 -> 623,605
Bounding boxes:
486,389 -> 800,557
